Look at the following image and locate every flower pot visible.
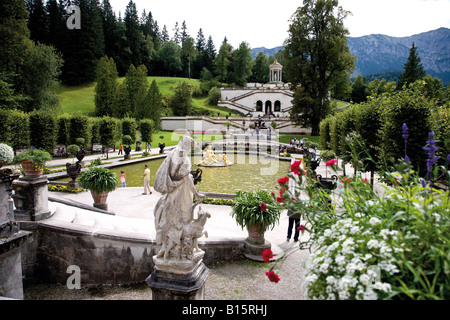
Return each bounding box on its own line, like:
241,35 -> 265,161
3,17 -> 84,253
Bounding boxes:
90,190 -> 109,210
21,160 -> 43,178
246,224 -> 266,246
244,224 -> 271,261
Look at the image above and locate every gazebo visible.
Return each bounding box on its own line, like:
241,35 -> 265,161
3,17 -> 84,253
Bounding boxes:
269,59 -> 283,83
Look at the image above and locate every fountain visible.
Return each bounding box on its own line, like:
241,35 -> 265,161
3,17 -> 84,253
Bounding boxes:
197,146 -> 233,167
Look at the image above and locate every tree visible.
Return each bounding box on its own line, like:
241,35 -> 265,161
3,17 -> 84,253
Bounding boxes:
161,25 -> 170,43
60,0 -> 105,85
180,21 -> 189,43
26,0 -> 48,44
98,116 -> 119,149
181,37 -> 197,79
124,64 -> 148,116
170,81 -> 192,116
139,119 -> 155,150
397,42 -> 426,89
214,41 -> 232,83
283,0 -> 356,136
136,80 -> 163,127
113,82 -> 130,118
0,0 -> 33,74
250,52 -> 269,83
16,42 -> 63,111
172,22 -> 180,44
351,75 -> 368,103
205,36 -> 216,74
159,41 -> 182,76
121,117 -> 137,144
8,110 -> 30,151
68,114 -> 91,147
94,56 -> 118,116
233,42 -> 254,86
124,0 -> 143,67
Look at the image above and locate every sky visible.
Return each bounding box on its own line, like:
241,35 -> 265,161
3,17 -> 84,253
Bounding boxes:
108,0 -> 450,49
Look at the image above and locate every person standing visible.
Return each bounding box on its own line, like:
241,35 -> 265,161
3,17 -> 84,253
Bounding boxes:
142,164 -> 152,195
118,144 -> 123,155
120,170 -> 126,188
286,208 -> 301,242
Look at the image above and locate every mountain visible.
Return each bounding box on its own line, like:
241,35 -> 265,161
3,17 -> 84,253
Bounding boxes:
251,46 -> 283,59
347,27 -> 450,82
251,28 -> 450,83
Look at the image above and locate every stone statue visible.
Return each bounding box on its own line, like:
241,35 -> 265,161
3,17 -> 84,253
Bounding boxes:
153,136 -> 209,268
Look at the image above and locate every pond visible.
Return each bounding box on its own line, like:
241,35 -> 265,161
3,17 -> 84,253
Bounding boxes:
57,154 -> 291,194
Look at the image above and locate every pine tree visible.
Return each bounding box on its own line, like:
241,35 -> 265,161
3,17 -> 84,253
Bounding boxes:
214,42 -> 232,83
172,22 -> 180,44
124,0 -> 143,67
26,0 -> 49,44
397,42 -> 426,89
94,56 -> 118,116
135,79 -> 162,127
161,25 -> 170,43
124,64 -> 148,116
180,20 -> 189,43
60,0 -> 105,85
170,81 -> 192,116
205,36 -> 216,75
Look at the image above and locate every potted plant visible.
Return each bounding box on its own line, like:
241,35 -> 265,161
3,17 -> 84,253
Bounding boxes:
13,148 -> 52,178
78,166 -> 117,210
231,190 -> 281,257
0,143 -> 14,169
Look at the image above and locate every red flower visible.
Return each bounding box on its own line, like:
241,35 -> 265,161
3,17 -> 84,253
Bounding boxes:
326,159 -> 337,167
277,176 -> 289,185
341,176 -> 352,183
276,197 -> 284,203
266,271 -> 281,283
260,202 -> 267,212
262,249 -> 273,263
363,178 -> 368,183
297,225 -> 307,235
270,191 -> 275,197
290,160 -> 302,175
279,187 -> 286,197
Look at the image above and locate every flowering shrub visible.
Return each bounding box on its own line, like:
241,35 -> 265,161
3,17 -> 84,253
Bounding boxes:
304,217 -> 403,300
0,143 -> 14,166
269,127 -> 450,300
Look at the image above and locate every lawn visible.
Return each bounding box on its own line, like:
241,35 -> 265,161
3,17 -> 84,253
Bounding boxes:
55,76 -> 241,117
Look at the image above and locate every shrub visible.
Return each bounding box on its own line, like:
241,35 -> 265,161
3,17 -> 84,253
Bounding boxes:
207,87 -> 221,106
28,110 -> 57,153
121,118 -> 137,144
0,143 -> 14,166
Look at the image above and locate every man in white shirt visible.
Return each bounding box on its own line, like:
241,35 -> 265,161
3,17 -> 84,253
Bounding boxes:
142,164 -> 152,195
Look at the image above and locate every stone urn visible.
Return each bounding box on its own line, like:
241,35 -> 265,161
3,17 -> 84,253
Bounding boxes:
21,160 -> 44,178
244,224 -> 271,261
315,174 -> 338,190
90,190 -> 109,210
159,143 -> 165,154
66,162 -> 81,182
75,149 -> 85,162
124,146 -> 132,159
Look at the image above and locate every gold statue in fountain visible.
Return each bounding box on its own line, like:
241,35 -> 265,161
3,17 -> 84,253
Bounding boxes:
198,146 -> 233,167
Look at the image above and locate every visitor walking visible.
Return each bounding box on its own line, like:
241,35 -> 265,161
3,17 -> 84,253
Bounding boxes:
142,164 -> 152,195
102,145 -> 106,158
118,144 -> 123,155
286,208 -> 301,242
120,170 -> 126,188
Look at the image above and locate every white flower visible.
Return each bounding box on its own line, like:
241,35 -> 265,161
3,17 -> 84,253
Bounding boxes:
369,217 -> 382,226
324,229 -> 332,237
363,253 -> 373,261
372,282 -> 392,293
360,274 -> 371,285
367,239 -> 380,249
335,254 -> 346,266
326,276 -> 337,285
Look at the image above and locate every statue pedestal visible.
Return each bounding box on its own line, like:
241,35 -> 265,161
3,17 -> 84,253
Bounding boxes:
12,176 -> 51,221
146,252 -> 210,300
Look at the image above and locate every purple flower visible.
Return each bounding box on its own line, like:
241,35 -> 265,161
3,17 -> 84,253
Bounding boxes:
446,154 -> 450,164
423,132 -> 440,182
402,123 -> 410,163
402,123 -> 409,140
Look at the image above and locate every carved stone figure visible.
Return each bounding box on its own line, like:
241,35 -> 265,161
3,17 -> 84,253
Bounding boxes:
153,136 -> 209,265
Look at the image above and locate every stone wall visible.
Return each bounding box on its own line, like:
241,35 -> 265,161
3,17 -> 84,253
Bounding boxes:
20,223 -> 245,287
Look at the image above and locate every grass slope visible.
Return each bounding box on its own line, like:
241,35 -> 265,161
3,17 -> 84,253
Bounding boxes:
56,76 -> 240,117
